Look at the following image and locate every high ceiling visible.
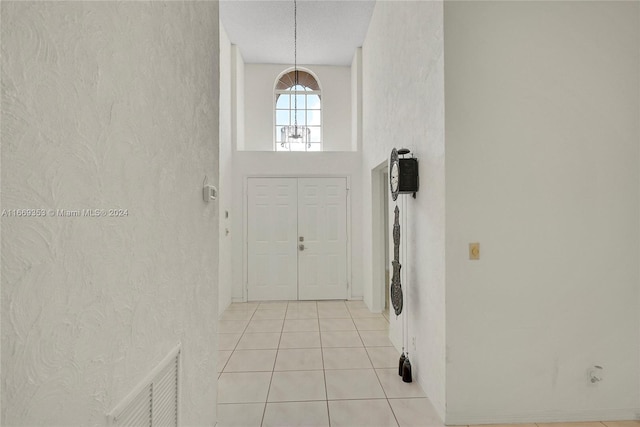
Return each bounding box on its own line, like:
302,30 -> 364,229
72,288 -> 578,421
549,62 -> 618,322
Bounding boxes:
220,0 -> 376,66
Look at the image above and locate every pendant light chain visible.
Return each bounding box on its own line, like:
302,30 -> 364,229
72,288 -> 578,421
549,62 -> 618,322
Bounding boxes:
293,0 -> 298,130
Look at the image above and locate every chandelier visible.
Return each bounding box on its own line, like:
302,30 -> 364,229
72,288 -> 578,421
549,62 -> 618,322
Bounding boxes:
281,0 -> 311,148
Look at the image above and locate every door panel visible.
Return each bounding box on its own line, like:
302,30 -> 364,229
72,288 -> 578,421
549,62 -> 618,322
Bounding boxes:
297,178 -> 348,300
247,178 -> 298,301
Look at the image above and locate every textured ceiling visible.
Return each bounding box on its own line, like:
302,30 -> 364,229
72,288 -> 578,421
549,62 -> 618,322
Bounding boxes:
220,0 -> 376,66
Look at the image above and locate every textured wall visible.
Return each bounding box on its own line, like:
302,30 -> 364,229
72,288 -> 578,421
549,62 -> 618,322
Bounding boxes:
232,45 -> 245,151
1,2 -> 219,425
351,48 -> 362,152
361,0 -> 446,419
444,1 -> 639,422
219,23 -> 233,314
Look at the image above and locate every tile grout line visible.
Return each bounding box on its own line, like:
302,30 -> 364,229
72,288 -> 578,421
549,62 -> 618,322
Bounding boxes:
219,301 -> 430,426
220,302 -> 640,427
220,306 -> 258,374
354,306 -> 400,427
260,301 -> 290,427
218,304 -> 261,408
316,302 -> 332,427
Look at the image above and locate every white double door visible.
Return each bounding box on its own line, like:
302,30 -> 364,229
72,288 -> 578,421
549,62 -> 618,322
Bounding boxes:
247,177 -> 348,301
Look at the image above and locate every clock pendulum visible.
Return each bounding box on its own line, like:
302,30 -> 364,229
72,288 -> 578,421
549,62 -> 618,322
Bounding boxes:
402,351 -> 413,382
390,148 -> 406,379
390,147 -> 416,383
389,148 -> 403,317
391,205 -> 406,376
390,206 -> 403,316
401,194 -> 412,383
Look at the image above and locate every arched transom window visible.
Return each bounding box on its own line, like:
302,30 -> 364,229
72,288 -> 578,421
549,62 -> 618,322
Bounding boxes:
275,70 -> 322,152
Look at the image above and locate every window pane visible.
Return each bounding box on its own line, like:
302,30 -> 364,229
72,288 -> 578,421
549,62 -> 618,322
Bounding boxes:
289,141 -> 306,151
292,110 -> 305,125
292,94 -> 305,110
306,110 -> 321,126
276,110 -> 290,126
275,94 -> 290,109
309,126 -> 321,143
276,126 -> 287,143
276,135 -> 291,150
307,94 -> 321,109
306,143 -> 321,152
292,84 -> 306,91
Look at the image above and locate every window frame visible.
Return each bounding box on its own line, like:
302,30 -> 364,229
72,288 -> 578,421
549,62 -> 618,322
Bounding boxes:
273,69 -> 323,152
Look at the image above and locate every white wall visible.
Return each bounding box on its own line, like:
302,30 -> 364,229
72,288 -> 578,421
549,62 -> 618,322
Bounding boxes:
361,0 -> 446,419
230,152 -> 363,302
444,1 -> 640,423
219,24 -> 233,314
1,2 -> 219,425
244,64 -> 352,152
232,45 -> 245,152
351,48 -> 363,152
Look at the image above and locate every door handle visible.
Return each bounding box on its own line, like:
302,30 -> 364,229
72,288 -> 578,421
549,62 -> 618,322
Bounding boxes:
299,244 -> 305,251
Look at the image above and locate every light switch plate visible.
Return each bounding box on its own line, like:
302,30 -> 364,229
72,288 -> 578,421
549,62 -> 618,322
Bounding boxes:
203,184 -> 217,202
469,243 -> 480,260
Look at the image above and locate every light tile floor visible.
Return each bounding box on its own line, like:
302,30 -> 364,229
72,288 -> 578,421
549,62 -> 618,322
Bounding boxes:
217,300 -> 434,427
217,301 -> 640,427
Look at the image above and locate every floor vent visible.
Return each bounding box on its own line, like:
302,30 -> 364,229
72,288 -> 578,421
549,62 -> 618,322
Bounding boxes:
109,344 -> 181,427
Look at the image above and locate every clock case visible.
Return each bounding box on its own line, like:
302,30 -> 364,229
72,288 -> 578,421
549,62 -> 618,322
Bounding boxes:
390,148 -> 419,199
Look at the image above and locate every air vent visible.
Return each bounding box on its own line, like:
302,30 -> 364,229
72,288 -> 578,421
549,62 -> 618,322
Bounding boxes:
109,344 -> 181,427
114,384 -> 152,426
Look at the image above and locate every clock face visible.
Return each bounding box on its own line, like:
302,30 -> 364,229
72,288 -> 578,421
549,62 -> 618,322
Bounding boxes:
391,163 -> 399,192
390,148 -> 400,201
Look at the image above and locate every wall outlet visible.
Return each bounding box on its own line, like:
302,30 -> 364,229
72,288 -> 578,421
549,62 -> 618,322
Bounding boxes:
411,336 -> 416,351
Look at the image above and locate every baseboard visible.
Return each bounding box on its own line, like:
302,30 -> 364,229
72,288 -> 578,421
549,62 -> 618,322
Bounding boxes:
418,371 -> 446,424
217,301 -> 232,319
230,297 -> 362,303
445,407 -> 640,425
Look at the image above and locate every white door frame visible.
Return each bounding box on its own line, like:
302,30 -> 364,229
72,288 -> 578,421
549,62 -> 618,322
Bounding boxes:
371,161 -> 389,313
243,174 -> 353,301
